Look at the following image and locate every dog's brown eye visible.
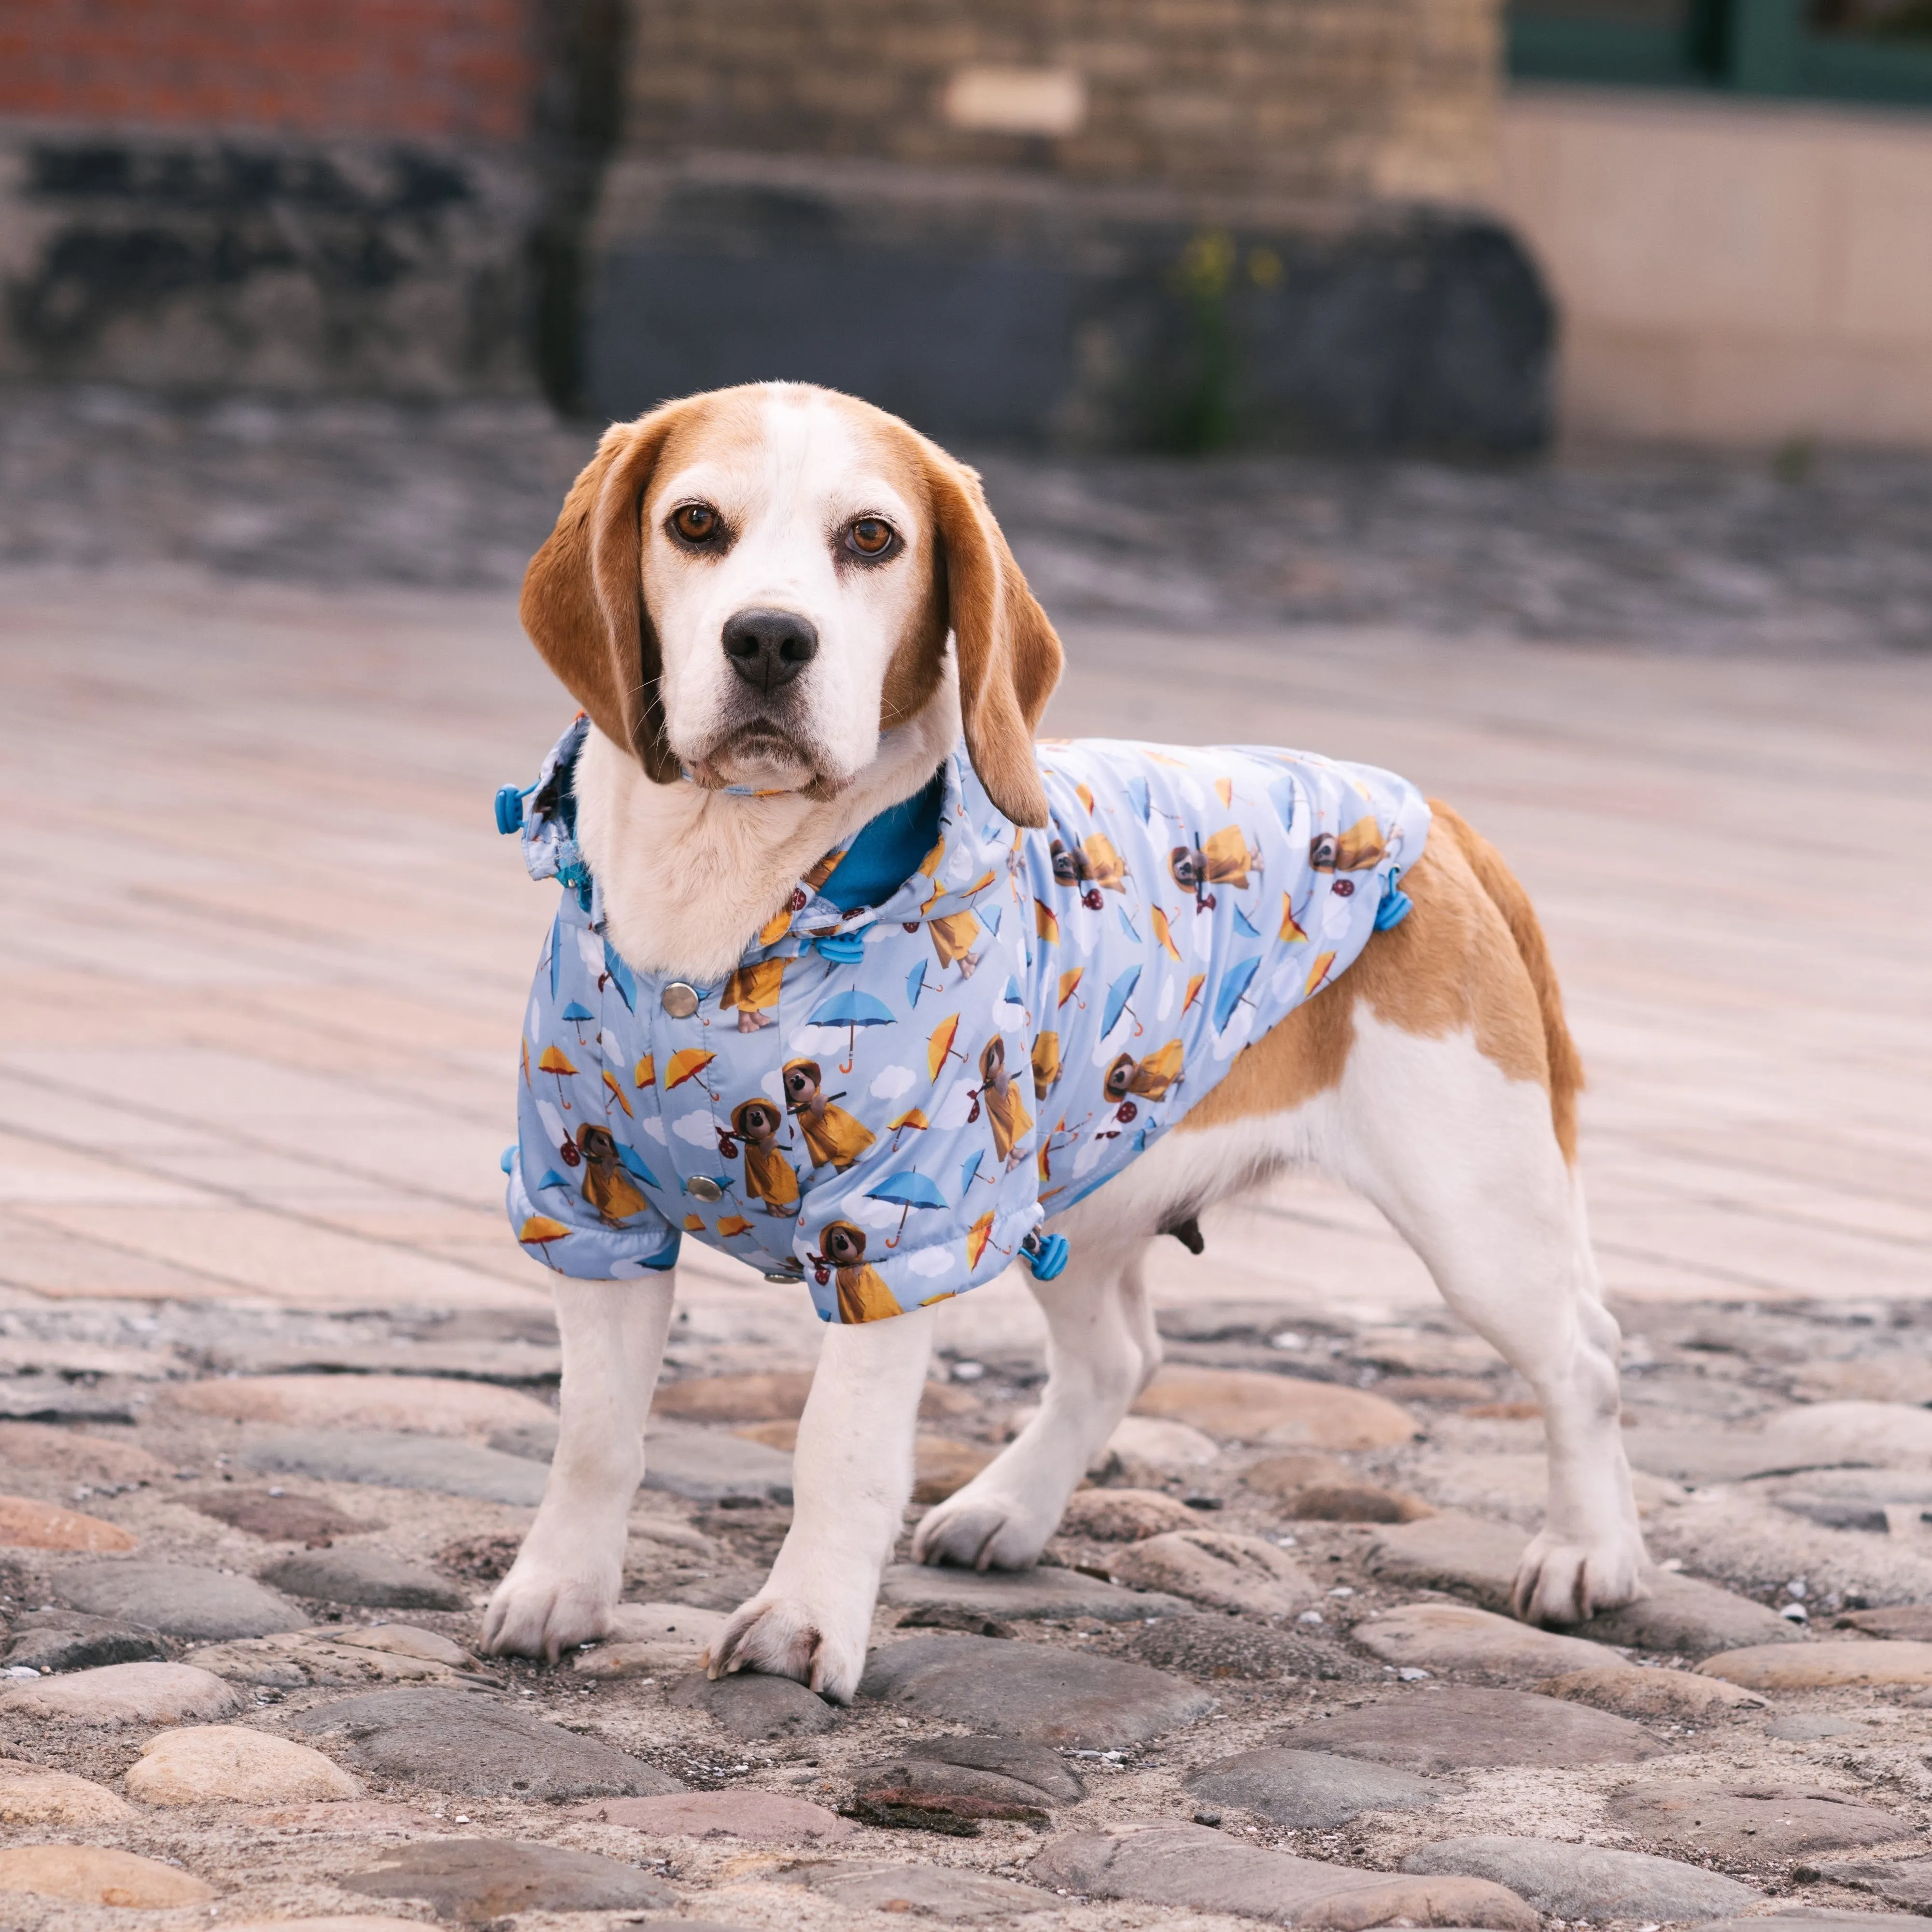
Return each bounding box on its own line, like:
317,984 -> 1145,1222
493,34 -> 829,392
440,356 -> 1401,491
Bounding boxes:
672,504 -> 719,544
846,517 -> 894,558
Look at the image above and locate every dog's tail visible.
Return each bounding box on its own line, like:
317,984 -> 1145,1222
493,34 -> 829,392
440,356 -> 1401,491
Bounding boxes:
1428,801 -> 1584,1163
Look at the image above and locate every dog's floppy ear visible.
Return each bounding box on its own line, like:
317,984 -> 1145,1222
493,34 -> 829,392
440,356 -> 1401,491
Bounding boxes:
520,400 -> 696,785
922,446 -> 1062,828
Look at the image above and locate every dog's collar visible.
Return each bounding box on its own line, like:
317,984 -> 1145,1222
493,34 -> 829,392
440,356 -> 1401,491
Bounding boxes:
676,768 -> 794,799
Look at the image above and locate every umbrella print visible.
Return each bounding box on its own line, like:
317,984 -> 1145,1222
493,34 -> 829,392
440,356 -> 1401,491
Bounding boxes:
664,1047 -> 717,1098
1127,776 -> 1150,822
1182,973 -> 1207,1016
716,1214 -> 754,1239
981,903 -> 1001,937
602,1070 -> 634,1118
1269,775 -> 1297,833
1101,967 -> 1143,1041
618,1144 -> 660,1190
866,1170 -> 948,1248
1118,907 -> 1141,945
521,1036 -> 531,1089
967,1209 -> 996,1269
599,945 -> 636,1012
889,1107 -> 929,1151
518,1215 -> 571,1269
536,1169 -> 570,1192
808,988 -> 896,1074
1280,894 -> 1308,943
1152,907 -> 1183,963
1058,968 -> 1085,1011
1213,955 -> 1262,1031
959,1147 -> 996,1193
1075,781 -> 1095,814
996,976 -> 1029,1029
1215,777 -> 1234,809
1234,905 -> 1262,939
1304,949 -> 1338,996
906,959 -> 938,1009
537,1044 -> 577,1110
562,1001 -> 596,1044
634,1052 -> 656,1088
1035,899 -> 1059,945
928,1014 -> 964,1080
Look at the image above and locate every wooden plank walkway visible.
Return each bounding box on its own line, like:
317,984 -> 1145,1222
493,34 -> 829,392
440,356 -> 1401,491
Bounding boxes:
3,566 -> 1927,1355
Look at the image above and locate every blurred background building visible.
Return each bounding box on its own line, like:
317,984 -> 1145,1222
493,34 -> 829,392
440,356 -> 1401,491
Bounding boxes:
1,0 -> 1929,451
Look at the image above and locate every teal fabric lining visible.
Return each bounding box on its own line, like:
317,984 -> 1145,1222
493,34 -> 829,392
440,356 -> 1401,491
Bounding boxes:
820,773 -> 945,912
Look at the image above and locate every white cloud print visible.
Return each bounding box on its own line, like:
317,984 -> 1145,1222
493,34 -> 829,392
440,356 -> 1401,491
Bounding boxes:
871,1064 -> 917,1101
670,1113 -> 720,1148
907,1246 -> 958,1278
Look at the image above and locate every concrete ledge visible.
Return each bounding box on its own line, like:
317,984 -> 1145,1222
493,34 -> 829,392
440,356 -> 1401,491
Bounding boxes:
585,152 -> 1551,454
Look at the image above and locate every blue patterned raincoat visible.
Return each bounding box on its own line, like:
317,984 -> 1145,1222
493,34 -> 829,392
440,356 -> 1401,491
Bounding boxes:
505,721 -> 1429,1324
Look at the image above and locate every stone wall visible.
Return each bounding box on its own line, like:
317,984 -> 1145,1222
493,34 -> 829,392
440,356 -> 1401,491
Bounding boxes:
0,0 -> 589,397
625,0 -> 1500,204
586,0 -> 1548,454
0,0 -> 537,141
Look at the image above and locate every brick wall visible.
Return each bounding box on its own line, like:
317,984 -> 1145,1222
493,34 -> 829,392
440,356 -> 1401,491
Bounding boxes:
0,0 -> 538,143
628,0 -> 1501,205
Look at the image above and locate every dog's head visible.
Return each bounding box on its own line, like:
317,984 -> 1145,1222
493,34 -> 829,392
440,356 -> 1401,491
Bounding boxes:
520,383 -> 1063,827
782,1058 -> 823,1110
820,1220 -> 868,1267
731,1097 -> 783,1143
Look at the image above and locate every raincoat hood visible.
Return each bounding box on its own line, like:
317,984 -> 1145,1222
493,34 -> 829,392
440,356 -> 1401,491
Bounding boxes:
504,723 -> 1430,1326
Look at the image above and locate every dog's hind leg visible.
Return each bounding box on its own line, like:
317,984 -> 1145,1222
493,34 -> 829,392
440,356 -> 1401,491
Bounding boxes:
481,1273 -> 674,1661
709,1303 -> 935,1703
912,1236 -> 1157,1573
1328,1010 -> 1645,1625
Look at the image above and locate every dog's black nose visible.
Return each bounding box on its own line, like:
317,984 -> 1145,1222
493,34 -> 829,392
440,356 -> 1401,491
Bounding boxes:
722,608 -> 818,692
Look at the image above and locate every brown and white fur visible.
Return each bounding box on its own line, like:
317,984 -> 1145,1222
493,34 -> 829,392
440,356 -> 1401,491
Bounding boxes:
479,381 -> 1646,1696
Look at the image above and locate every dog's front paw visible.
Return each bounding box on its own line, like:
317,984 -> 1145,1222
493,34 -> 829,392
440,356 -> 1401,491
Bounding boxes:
910,1481 -> 1057,1572
708,1589 -> 869,1704
1512,1529 -> 1647,1627
480,1557 -> 616,1663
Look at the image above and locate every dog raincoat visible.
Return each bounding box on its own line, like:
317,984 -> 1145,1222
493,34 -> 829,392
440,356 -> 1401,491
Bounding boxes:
505,720 -> 1429,1324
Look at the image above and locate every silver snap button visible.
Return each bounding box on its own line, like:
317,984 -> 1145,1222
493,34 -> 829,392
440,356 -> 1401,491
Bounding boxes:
763,1269 -> 801,1284
687,1176 -> 723,1202
661,981 -> 700,1018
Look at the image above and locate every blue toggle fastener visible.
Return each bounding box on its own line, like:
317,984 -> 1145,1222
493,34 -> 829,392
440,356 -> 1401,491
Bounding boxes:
813,933 -> 867,964
1022,1231 -> 1070,1282
1374,866 -> 1413,931
499,1144 -> 518,1174
494,785 -> 532,836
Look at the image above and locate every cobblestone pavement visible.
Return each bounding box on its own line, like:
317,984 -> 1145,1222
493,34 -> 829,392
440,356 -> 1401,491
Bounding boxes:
4,383 -> 1932,653
1,402 -> 1931,1928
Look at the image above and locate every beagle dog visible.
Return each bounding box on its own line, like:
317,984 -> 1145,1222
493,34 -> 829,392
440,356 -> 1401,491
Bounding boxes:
480,381 -> 1645,1696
